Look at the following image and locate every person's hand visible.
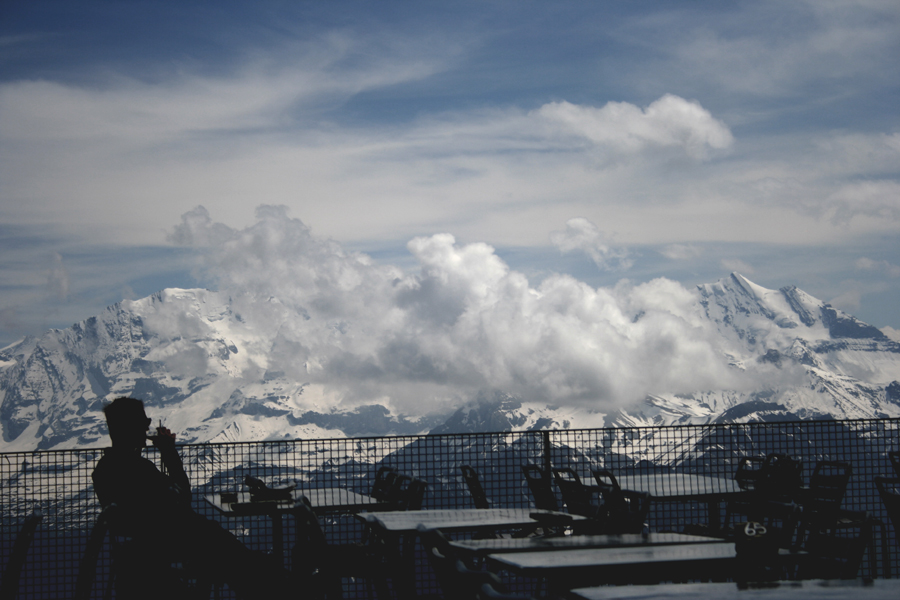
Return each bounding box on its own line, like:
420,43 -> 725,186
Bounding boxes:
151,426 -> 177,450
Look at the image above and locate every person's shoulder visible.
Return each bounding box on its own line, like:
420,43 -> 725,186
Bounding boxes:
93,448 -> 155,472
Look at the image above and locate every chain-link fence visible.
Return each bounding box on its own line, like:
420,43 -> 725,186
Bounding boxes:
2,418 -> 898,598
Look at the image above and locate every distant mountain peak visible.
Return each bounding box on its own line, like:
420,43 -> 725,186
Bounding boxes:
1,274 -> 899,450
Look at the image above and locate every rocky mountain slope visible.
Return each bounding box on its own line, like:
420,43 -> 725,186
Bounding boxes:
1,274 -> 898,451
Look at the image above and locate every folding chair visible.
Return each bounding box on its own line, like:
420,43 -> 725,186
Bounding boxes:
876,476 -> 900,537
796,461 -> 852,547
521,465 -> 558,511
724,457 -> 801,547
875,476 -> 900,576
419,526 -> 533,600
292,497 -> 390,600
0,512 -> 43,600
590,468 -> 621,494
75,504 -> 214,600
370,466 -> 398,501
590,468 -> 651,535
552,468 -> 598,518
402,478 -> 428,510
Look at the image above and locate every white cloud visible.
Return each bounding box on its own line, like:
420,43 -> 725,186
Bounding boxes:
830,289 -> 862,313
856,257 -> 900,277
536,94 -> 733,160
660,244 -> 703,260
46,253 -> 70,302
823,180 -> 900,225
720,259 -> 755,275
551,218 -> 632,271
656,1 -> 900,99
169,207 -> 759,413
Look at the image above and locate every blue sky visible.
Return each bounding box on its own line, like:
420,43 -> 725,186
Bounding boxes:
1,0 -> 899,349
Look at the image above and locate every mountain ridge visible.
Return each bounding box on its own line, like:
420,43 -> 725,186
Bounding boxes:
1,273 -> 898,451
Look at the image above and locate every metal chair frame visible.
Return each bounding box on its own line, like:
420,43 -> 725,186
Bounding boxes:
0,512 -> 43,600
521,465 -> 558,511
461,465 -> 491,509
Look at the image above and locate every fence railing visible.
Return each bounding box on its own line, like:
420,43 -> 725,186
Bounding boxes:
2,418 -> 898,598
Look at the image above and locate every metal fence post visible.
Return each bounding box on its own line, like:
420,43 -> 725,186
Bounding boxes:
542,430 -> 552,474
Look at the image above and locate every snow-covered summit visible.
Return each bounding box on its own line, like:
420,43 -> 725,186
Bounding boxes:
1,274 -> 898,451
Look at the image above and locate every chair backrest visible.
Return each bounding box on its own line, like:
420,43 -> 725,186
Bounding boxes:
0,512 -> 43,600
75,504 -> 212,600
799,511 -> 874,580
552,468 -> 595,517
291,498 -> 345,599
74,504 -> 118,600
521,465 -> 558,511
875,476 -> 900,537
371,466 -> 398,501
402,478 -> 428,511
604,490 -> 651,535
889,451 -> 900,478
384,473 -> 412,509
757,453 -> 803,500
590,468 -> 621,493
807,460 -> 852,513
291,498 -> 330,582
734,456 -> 766,491
460,465 -> 490,509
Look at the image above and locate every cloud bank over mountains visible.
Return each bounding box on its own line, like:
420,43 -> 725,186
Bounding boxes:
1,0 -> 898,361
168,206 -> 779,416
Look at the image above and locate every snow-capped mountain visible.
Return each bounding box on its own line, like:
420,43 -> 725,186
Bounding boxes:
1,273 -> 898,451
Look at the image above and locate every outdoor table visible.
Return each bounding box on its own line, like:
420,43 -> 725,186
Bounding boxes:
205,487 -> 390,561
359,508 -> 582,535
568,578 -> 900,600
614,473 -> 746,531
206,488 -> 390,516
449,532 -> 721,559
359,508 -> 584,598
487,541 -> 737,590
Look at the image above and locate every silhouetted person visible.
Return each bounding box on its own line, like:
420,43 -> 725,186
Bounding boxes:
92,397 -> 291,600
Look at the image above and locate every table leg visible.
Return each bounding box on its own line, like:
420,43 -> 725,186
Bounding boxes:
707,501 -> 721,532
269,511 -> 284,564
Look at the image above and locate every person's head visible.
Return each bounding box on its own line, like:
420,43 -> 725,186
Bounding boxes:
103,397 -> 151,449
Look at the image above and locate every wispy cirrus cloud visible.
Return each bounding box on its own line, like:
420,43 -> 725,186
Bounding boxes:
1,0 -> 899,350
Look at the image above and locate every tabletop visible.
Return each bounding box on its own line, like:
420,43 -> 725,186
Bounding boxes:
359,508 -> 583,534
614,474 -> 744,500
301,488 -> 392,514
205,487 -> 389,515
488,542 -> 736,589
450,532 -> 722,557
568,579 -> 900,600
487,541 -> 736,574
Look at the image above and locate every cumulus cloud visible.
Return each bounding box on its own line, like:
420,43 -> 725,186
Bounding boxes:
171,207 -> 762,414
551,218 -> 633,271
535,94 -> 734,160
